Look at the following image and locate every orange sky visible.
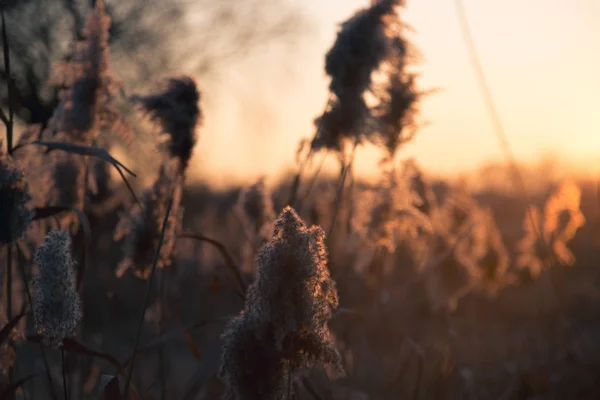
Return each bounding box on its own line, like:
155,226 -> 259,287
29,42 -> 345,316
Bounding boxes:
190,0 -> 600,187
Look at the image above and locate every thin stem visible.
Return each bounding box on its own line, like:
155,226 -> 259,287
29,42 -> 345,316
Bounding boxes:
178,232 -> 247,299
122,196 -> 174,400
158,269 -> 167,400
1,9 -> 14,154
327,139 -> 359,241
287,94 -> 333,207
61,347 -> 68,400
287,337 -> 294,400
6,244 -> 12,318
297,151 -> 328,213
6,244 -> 14,399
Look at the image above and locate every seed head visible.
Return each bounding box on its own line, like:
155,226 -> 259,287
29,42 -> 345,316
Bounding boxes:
32,230 -> 82,347
0,155 -> 33,244
50,0 -> 116,142
516,180 -> 585,279
114,158 -> 184,279
364,163 -> 431,252
237,177 -> 275,241
220,207 -> 342,400
134,77 -> 201,172
313,0 -> 408,152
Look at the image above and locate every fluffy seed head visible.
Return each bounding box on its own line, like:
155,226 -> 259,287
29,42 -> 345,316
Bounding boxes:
32,230 -> 82,347
220,207 -> 342,400
313,0 -> 401,152
516,180 -> 585,279
50,0 -> 117,142
135,77 -> 201,172
0,155 -> 33,244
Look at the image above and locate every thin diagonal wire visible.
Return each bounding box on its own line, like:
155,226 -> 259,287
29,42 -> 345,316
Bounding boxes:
452,0 -> 570,306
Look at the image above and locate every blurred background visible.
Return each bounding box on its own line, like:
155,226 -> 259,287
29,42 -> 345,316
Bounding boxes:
2,1 -> 600,398
5,0 -> 600,187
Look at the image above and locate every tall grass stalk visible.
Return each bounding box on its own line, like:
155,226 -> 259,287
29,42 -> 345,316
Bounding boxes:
61,347 -> 68,400
1,8 -> 14,155
287,94 -> 332,207
158,269 -> 168,400
327,139 -> 359,242
2,8 -> 15,398
6,245 -> 13,396
123,196 -> 174,399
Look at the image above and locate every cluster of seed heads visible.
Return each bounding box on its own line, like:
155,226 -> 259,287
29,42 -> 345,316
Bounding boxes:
365,161 -> 431,253
32,230 -> 82,347
114,158 -> 184,279
220,207 -> 342,400
49,0 -> 121,144
313,0 -> 420,157
0,155 -> 33,244
516,180 -> 585,279
115,76 -> 201,279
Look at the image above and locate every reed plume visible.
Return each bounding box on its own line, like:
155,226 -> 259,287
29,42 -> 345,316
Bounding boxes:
115,76 -> 201,278
0,154 -> 33,245
516,180 -> 585,279
313,0 -> 402,152
32,230 -> 82,347
237,177 -> 275,242
49,0 -> 123,144
114,158 -> 184,279
220,206 -> 342,400
133,76 -> 201,173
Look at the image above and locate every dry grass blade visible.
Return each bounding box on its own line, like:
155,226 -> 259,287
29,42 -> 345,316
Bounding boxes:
29,141 -> 136,177
0,311 -> 26,345
178,232 -> 247,299
26,336 -> 126,375
122,196 -> 174,400
182,332 -> 203,360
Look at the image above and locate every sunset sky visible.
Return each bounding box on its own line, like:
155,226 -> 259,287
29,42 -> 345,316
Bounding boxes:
190,0 -> 600,186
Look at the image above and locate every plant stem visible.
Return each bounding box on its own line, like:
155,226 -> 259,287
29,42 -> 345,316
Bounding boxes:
158,269 -> 167,400
6,244 -> 14,400
327,139 -> 359,242
61,347 -> 68,400
1,8 -> 14,154
122,196 -> 174,399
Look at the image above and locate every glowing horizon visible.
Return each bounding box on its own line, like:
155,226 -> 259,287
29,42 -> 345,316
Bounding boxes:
187,0 -> 600,187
